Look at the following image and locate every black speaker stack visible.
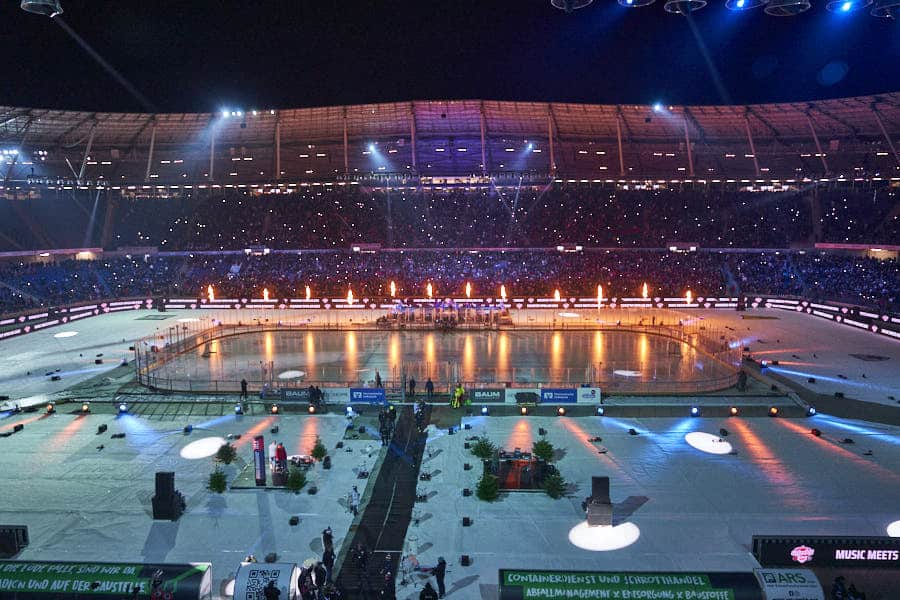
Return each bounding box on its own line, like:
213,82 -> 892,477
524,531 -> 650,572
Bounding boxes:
0,525 -> 29,559
152,472 -> 185,520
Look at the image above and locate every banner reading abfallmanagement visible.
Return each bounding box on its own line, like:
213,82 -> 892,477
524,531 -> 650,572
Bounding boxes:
499,570 -> 763,600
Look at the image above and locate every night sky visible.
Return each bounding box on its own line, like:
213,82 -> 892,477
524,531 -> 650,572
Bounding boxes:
2,0 -> 898,113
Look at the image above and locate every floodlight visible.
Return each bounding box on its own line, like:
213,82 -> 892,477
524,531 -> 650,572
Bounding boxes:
826,0 -> 871,10
619,0 -> 657,6
664,0 -> 708,13
764,0 -> 811,15
551,0 -> 594,12
726,0 -> 767,9
690,406 -> 700,416
871,0 -> 900,17
118,403 -> 127,414
20,0 -> 63,17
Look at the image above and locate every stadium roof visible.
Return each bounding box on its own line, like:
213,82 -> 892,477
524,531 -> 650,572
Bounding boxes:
1,93 -> 898,182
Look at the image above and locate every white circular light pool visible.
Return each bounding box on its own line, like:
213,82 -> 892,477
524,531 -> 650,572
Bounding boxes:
568,521 -> 640,551
558,312 -> 580,318
278,370 -> 306,380
685,432 -> 733,455
53,331 -> 78,338
887,520 -> 900,537
180,436 -> 227,460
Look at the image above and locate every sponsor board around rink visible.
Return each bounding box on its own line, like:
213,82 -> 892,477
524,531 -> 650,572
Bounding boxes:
540,388 -> 578,404
350,387 -> 386,405
471,388 -> 504,403
576,387 -> 601,403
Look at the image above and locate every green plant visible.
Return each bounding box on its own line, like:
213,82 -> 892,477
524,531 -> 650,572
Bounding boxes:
542,472 -> 567,499
470,436 -> 496,460
311,437 -> 327,461
208,468 -> 227,493
286,468 -> 307,493
475,472 -> 499,501
215,443 -> 237,465
532,438 -> 555,463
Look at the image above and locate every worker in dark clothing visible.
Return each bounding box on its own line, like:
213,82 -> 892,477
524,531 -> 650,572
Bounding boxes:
425,378 -> 434,400
375,370 -> 382,388
322,548 -> 335,583
408,376 -> 416,398
380,421 -> 392,446
263,580 -> 280,600
433,557 -> 447,598
240,378 -> 248,400
378,572 -> 395,599
420,582 -> 439,600
322,526 -> 334,553
313,562 -> 327,592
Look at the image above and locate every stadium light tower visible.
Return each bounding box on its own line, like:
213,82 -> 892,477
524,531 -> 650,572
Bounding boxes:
20,0 -> 63,17
551,0 -> 594,12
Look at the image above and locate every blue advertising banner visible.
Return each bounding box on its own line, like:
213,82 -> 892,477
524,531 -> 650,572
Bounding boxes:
350,388 -> 387,405
540,388 -> 578,403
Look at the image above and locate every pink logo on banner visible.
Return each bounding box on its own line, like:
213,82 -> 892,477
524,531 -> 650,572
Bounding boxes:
791,545 -> 815,564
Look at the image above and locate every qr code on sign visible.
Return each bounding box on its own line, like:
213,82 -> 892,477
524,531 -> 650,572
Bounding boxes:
245,569 -> 281,600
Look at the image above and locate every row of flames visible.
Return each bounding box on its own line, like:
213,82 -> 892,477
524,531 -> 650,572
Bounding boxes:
206,283 -> 695,304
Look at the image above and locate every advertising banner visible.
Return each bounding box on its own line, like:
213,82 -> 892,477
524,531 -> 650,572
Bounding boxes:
752,536 -> 900,569
233,562 -> 298,600
576,387 -> 602,403
471,388 -> 504,403
540,388 -> 578,404
505,388 -> 540,404
0,561 -> 212,599
753,569 -> 823,600
498,570 -> 763,600
350,387 -> 386,405
252,435 -> 266,487
279,388 -> 310,402
324,387 -> 350,404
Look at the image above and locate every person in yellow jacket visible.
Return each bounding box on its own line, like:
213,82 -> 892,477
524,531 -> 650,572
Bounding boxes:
452,383 -> 465,409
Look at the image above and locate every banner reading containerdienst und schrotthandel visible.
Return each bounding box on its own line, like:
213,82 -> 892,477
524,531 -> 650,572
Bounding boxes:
498,570 -> 764,600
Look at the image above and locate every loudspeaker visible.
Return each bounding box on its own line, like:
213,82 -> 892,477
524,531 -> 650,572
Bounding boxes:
94,359 -> 103,365
0,526 -> 28,559
462,488 -> 472,496
808,378 -> 816,383
811,428 -> 822,437
462,517 -> 472,526
323,456 -> 332,470
834,392 -> 845,398
463,463 -> 472,470
155,472 -> 175,498
538,428 -> 547,436
50,375 -> 61,381
152,490 -> 184,521
463,443 -> 470,449
719,428 -> 729,437
289,516 -> 299,526
460,555 -> 472,566
12,424 -> 23,433
97,424 -> 107,435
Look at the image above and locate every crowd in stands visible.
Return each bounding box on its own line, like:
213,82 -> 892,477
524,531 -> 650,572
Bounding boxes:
0,185 -> 895,314
0,249 -> 896,315
0,185 -> 895,252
